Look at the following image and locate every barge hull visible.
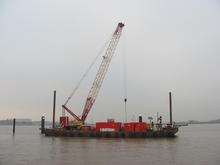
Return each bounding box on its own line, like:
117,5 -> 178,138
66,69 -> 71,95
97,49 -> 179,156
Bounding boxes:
44,127 -> 178,138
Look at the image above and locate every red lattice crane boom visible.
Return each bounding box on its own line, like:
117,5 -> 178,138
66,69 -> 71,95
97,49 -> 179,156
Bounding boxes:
62,22 -> 125,123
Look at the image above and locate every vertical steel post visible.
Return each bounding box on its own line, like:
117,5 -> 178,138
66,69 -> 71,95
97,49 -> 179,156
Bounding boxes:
124,98 -> 127,122
41,116 -> 45,134
169,92 -> 173,125
13,118 -> 16,134
52,90 -> 56,129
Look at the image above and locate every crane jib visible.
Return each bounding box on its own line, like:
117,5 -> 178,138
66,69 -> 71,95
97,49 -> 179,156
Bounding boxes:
81,23 -> 124,122
63,23 -> 124,123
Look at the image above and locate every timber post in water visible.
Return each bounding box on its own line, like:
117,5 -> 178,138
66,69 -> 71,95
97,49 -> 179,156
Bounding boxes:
41,116 -> 45,134
169,92 -> 173,125
13,118 -> 16,134
52,90 -> 56,129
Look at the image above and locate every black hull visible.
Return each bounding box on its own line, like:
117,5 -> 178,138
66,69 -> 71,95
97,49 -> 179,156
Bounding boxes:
43,127 -> 178,138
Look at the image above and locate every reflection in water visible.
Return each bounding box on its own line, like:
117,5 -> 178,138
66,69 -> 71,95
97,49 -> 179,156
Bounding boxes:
0,124 -> 220,165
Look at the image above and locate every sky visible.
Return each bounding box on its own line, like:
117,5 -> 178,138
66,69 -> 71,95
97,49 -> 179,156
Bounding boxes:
0,0 -> 220,122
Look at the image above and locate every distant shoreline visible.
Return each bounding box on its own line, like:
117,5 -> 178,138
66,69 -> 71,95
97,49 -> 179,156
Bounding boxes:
0,120 -> 220,126
189,122 -> 220,125
0,119 -> 54,126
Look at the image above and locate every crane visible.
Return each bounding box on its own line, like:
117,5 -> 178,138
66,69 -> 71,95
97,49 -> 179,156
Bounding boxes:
62,22 -> 125,125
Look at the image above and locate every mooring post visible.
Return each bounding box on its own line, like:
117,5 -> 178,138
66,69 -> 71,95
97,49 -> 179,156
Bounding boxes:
169,92 -> 173,125
13,118 -> 16,134
138,115 -> 142,122
52,90 -> 56,129
41,116 -> 45,134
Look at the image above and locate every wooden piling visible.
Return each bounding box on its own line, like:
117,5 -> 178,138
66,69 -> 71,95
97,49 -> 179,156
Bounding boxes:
13,118 -> 16,134
52,90 -> 56,129
41,116 -> 45,134
169,92 -> 173,125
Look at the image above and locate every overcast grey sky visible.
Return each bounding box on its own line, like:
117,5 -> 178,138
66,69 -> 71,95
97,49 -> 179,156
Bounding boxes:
0,0 -> 220,122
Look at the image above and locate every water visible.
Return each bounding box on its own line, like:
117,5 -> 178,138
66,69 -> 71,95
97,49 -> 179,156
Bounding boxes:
0,124 -> 220,165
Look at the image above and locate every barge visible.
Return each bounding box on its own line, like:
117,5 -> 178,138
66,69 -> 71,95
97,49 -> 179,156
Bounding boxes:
41,23 -> 179,138
43,122 -> 178,138
42,104 -> 179,138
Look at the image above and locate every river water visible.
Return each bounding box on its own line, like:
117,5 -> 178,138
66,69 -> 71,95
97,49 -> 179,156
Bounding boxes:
0,124 -> 220,165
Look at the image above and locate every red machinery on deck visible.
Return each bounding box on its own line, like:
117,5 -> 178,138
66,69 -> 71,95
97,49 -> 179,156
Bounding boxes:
123,122 -> 150,133
96,120 -> 151,134
96,120 -> 122,132
60,116 -> 69,128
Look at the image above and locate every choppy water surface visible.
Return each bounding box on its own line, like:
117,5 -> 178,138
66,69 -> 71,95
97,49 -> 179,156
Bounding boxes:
0,124 -> 220,165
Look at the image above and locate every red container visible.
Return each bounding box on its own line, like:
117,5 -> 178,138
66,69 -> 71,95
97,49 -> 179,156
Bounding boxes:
60,116 -> 69,128
123,122 -> 135,133
96,122 -> 122,132
123,122 -> 150,133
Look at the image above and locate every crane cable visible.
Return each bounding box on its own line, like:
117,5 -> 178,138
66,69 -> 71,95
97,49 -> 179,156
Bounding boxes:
122,30 -> 128,122
64,36 -> 112,106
